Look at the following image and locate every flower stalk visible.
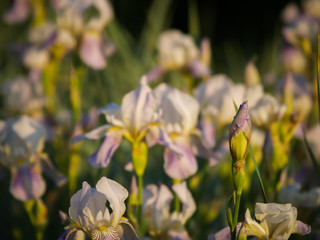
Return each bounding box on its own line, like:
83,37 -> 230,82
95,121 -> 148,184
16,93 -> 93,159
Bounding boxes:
229,101 -> 251,240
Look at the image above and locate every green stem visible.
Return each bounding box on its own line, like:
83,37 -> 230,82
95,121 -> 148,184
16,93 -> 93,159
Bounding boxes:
173,179 -> 181,212
232,193 -> 241,240
137,174 -> 143,228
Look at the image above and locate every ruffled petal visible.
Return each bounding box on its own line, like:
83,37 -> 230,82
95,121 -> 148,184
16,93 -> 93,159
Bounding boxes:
96,177 -> 128,227
88,129 -> 123,168
10,166 -> 45,201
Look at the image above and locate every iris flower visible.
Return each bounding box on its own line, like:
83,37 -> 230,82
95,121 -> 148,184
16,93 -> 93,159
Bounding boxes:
72,77 -> 159,168
143,181 -> 196,239
0,116 -> 66,201
153,83 -> 214,180
60,177 -> 138,240
244,203 -> 311,240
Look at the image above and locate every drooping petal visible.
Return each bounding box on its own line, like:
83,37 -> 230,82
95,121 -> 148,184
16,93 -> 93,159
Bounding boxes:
188,59 -> 210,78
96,177 -> 129,227
88,129 -> 123,168
121,77 -> 158,137
292,220 -> 311,236
164,141 -> 198,180
99,104 -> 124,127
207,227 -> 231,240
72,124 -> 110,144
198,119 -> 215,149
80,31 -> 106,70
40,153 -> 67,186
168,228 -> 191,240
58,228 -> 86,240
172,181 -> 196,225
116,218 -> 139,240
10,166 -> 46,201
3,0 -> 31,24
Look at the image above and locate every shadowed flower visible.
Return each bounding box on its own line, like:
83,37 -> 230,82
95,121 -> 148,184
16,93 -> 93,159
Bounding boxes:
244,203 -> 311,240
59,177 -> 138,240
1,76 -> 46,117
72,77 -> 159,168
153,83 -> 214,180
143,181 -> 196,239
146,30 -> 210,82
56,0 -> 114,69
0,116 -> 66,201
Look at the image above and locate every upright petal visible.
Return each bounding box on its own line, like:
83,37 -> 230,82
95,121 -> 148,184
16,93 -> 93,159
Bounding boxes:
121,77 -> 158,137
96,177 -> 129,227
10,166 -> 46,201
172,181 -> 196,225
69,181 -> 92,226
99,104 -> 124,127
153,184 -> 174,233
244,209 -> 267,239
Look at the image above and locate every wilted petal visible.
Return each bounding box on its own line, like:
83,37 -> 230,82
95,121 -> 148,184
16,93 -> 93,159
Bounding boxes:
172,181 -> 196,224
80,32 -> 106,70
72,124 -> 110,144
10,166 -> 46,201
292,220 -> 311,236
3,0 -> 31,24
96,177 -> 129,227
121,77 -> 158,136
88,129 -> 123,168
99,104 -> 124,127
164,141 -> 197,180
116,218 -> 139,240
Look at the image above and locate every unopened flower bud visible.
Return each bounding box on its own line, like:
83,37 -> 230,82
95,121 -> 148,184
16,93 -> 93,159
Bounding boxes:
229,101 -> 251,163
